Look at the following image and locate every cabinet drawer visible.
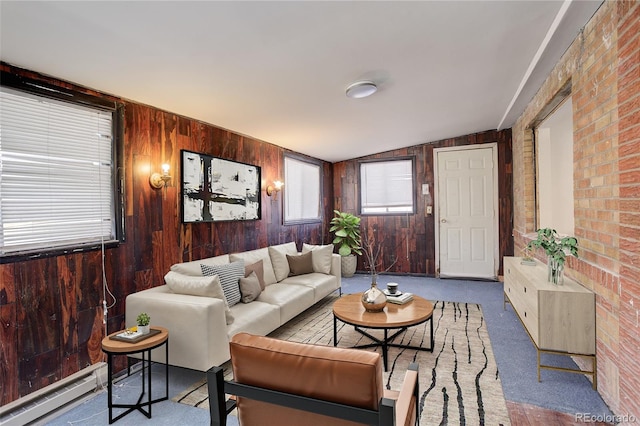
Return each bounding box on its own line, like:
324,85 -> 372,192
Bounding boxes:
504,258 -> 539,344
507,288 -> 539,343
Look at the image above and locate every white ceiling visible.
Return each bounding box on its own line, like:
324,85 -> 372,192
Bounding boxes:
0,1 -> 602,163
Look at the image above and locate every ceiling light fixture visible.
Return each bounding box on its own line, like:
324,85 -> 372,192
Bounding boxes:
345,80 -> 377,99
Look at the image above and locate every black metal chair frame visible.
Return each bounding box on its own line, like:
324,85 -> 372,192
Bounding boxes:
207,362 -> 419,426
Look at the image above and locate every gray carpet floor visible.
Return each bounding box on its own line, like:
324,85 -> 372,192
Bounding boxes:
40,274 -> 613,425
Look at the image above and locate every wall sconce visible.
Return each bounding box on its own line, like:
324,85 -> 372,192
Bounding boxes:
150,163 -> 171,190
266,180 -> 284,200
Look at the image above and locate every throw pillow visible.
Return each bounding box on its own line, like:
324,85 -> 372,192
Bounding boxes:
287,251 -> 314,276
239,271 -> 262,303
268,245 -> 293,281
164,271 -> 234,325
201,260 -> 244,307
244,260 -> 266,290
302,243 -> 333,274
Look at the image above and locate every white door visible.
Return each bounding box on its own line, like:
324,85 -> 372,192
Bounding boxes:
435,146 -> 497,279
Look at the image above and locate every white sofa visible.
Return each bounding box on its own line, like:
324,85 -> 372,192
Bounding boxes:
125,242 -> 341,371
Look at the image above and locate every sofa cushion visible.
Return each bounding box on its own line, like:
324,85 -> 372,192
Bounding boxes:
280,273 -> 339,303
239,271 -> 262,303
170,254 -> 230,276
302,243 -> 333,274
244,260 -> 266,290
163,271 -> 234,324
230,333 -> 384,426
227,301 -> 281,338
256,283 -> 315,324
286,252 -> 314,276
268,242 -> 298,282
201,260 -> 244,307
230,248 -> 277,286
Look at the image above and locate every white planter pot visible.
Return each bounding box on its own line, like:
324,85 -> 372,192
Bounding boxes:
138,325 -> 150,335
341,255 -> 357,277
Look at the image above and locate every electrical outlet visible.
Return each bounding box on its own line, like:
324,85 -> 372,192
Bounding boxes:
426,206 -> 432,214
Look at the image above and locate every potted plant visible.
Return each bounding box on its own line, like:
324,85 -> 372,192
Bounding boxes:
329,210 -> 362,277
136,312 -> 151,335
526,228 -> 578,284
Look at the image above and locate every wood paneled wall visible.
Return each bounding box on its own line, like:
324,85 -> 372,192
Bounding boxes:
0,64 -> 333,404
332,130 -> 513,276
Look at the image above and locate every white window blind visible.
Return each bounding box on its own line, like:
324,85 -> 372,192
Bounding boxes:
0,86 -> 116,256
360,159 -> 414,214
284,156 -> 321,223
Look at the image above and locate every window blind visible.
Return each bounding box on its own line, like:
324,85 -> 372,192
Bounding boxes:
284,156 -> 321,223
360,159 -> 414,214
0,86 -> 116,255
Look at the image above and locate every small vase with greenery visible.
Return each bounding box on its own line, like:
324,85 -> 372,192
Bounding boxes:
526,228 -> 578,284
329,210 -> 362,277
136,312 -> 151,335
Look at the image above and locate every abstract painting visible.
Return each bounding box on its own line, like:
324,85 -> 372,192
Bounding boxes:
181,150 -> 261,223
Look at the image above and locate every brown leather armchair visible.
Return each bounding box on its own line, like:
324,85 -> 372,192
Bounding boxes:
208,332 -> 419,426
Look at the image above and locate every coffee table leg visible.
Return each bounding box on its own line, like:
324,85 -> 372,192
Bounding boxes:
333,315 -> 337,346
430,315 -> 434,351
382,329 -> 388,371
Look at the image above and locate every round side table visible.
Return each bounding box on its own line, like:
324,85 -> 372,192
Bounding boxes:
101,326 -> 169,424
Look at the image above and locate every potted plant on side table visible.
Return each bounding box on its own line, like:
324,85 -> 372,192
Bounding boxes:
527,228 -> 578,285
329,210 -> 362,277
136,312 -> 151,335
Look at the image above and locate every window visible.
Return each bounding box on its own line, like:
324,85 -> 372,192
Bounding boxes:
534,97 -> 574,234
0,76 -> 123,259
360,158 -> 415,214
283,155 -> 321,224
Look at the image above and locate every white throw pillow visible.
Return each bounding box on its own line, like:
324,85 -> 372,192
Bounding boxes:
302,243 -> 333,274
268,242 -> 298,282
164,271 -> 234,325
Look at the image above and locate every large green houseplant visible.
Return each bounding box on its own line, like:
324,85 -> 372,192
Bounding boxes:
329,210 -> 362,277
526,228 -> 578,284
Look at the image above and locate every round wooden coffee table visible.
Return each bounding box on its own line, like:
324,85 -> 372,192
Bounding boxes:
333,293 -> 434,371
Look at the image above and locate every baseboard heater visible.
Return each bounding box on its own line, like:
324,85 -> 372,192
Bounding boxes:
0,362 -> 107,426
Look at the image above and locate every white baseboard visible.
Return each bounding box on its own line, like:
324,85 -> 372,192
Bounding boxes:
0,362 -> 107,426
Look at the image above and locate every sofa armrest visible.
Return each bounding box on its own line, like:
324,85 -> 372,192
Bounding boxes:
126,286 -> 230,371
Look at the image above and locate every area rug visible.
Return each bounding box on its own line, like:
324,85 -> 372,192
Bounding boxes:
174,294 -> 511,425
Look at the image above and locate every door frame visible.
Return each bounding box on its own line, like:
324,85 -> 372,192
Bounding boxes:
433,143 -> 499,279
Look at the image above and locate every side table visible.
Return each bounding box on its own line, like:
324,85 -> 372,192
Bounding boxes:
101,326 -> 169,424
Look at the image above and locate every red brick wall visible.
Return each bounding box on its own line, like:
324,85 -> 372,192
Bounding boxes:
512,0 -> 639,419
616,0 -> 640,419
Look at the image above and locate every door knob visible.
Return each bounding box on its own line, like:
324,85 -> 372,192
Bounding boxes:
441,219 -> 447,223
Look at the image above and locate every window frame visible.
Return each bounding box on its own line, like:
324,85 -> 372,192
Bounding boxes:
283,154 -> 323,225
0,71 -> 125,263
531,88 -> 575,236
358,157 -> 416,216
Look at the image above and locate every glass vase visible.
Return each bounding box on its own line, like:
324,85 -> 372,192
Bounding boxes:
547,256 -> 564,285
361,274 -> 387,312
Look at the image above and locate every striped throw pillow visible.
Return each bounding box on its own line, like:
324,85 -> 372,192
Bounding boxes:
201,260 -> 244,307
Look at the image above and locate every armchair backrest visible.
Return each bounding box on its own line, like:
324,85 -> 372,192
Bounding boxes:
229,332 -> 385,425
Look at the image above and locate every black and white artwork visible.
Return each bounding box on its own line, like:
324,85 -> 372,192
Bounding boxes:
181,150 -> 261,223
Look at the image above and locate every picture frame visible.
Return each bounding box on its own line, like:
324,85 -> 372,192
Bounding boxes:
181,150 -> 261,223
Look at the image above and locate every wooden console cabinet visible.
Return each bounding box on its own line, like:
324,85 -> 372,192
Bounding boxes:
503,256 -> 597,388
